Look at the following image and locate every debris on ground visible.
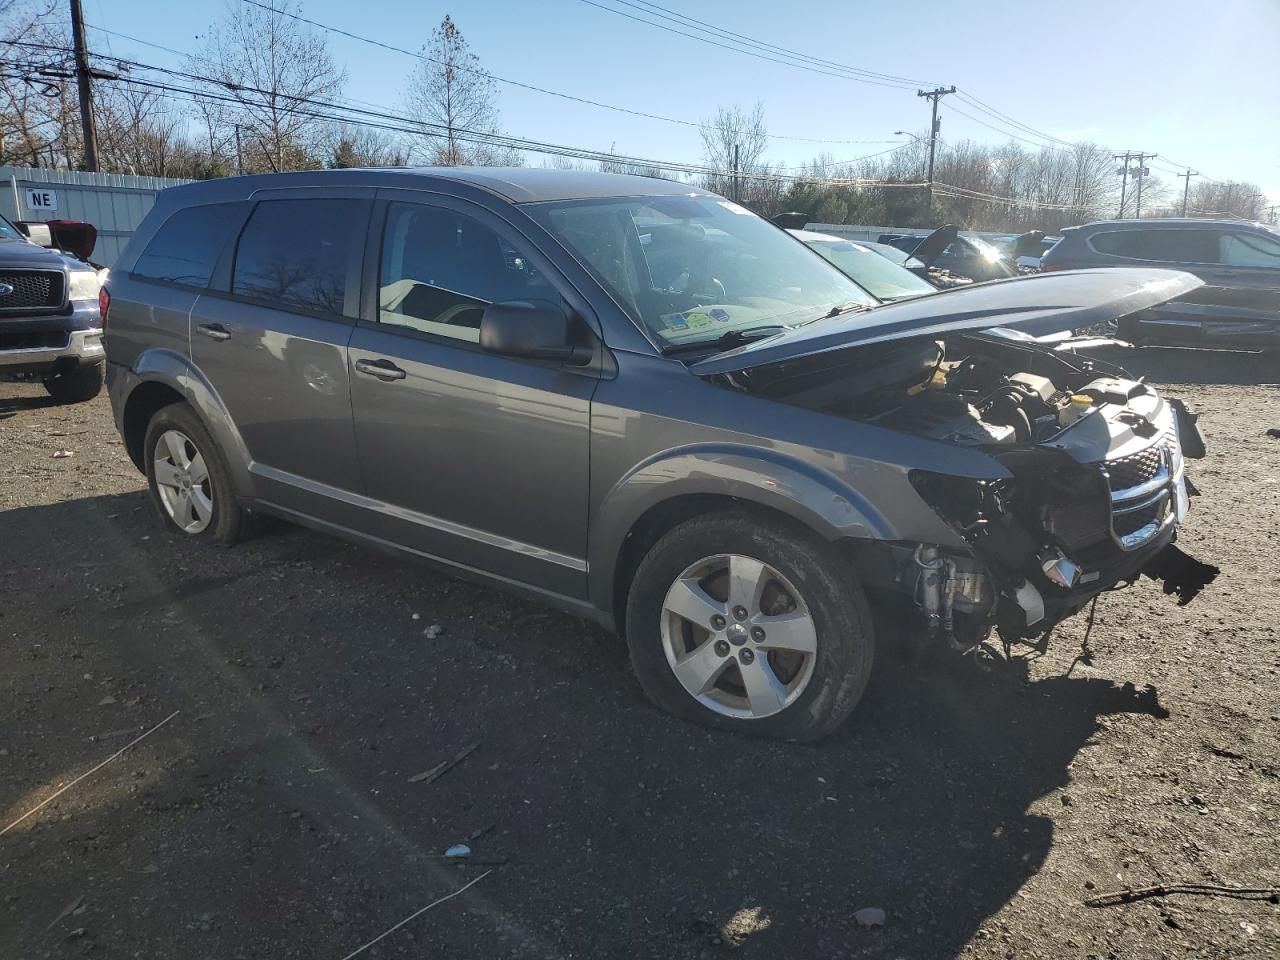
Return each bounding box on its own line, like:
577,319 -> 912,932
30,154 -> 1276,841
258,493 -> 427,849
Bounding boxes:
45,895 -> 86,931
406,742 -> 479,784
52,448 -> 74,458
854,907 -> 886,928
424,624 -> 443,639
444,844 -> 470,859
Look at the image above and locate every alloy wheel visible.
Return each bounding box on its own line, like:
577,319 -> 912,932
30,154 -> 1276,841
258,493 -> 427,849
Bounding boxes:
660,553 -> 817,719
153,429 -> 214,534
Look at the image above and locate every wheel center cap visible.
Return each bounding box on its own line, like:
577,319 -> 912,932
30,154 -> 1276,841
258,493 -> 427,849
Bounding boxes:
726,622 -> 749,646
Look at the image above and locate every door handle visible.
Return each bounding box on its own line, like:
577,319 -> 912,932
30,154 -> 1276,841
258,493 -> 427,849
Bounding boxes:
196,323 -> 231,342
354,358 -> 407,381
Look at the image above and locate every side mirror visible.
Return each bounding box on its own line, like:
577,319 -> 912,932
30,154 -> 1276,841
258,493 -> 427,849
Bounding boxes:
479,299 -> 593,366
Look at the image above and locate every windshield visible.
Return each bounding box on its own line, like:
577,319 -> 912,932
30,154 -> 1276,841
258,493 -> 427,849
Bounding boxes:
0,213 -> 23,240
527,194 -> 876,348
804,238 -> 936,301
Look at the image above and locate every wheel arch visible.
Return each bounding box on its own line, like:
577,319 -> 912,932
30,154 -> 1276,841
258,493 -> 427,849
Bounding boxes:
591,445 -> 894,631
117,348 -> 254,496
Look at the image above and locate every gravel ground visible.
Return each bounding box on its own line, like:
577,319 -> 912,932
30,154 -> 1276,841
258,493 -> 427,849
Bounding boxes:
1,346 -> 1278,959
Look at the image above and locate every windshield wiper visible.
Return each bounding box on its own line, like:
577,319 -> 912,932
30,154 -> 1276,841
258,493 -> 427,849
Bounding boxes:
815,300 -> 871,322
662,325 -> 786,354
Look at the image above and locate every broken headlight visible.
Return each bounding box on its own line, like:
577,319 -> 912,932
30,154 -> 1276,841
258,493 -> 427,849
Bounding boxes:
908,471 -> 1010,534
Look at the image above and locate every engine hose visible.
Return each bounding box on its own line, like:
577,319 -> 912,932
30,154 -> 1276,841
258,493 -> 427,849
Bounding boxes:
986,389 -> 1032,442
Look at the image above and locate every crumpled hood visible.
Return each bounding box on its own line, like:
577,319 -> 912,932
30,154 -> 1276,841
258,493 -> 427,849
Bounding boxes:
690,268 -> 1202,375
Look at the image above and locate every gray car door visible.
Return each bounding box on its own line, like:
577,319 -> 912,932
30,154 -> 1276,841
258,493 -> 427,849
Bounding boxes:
1209,231 -> 1280,334
190,189 -> 372,513
346,192 -> 598,598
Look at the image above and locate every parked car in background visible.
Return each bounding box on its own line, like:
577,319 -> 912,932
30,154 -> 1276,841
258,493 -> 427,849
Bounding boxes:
789,229 -> 938,301
994,232 -> 1062,270
107,168 -> 1212,741
888,226 -> 1021,282
1041,219 -> 1280,350
0,212 -> 106,403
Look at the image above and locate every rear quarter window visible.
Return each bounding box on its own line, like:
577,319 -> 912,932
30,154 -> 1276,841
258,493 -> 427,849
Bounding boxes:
1089,229 -> 1219,264
131,203 -> 244,288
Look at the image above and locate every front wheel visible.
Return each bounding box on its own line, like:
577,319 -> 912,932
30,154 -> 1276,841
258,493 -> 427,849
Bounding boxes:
625,511 -> 874,741
43,362 -> 104,403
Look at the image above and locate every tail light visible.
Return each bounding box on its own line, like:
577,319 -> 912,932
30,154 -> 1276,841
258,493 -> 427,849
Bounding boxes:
1039,261 -> 1065,272
98,286 -> 110,327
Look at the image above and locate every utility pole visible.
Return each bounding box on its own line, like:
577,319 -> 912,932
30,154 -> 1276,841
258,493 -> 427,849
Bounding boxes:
234,124 -> 244,176
732,143 -> 740,202
916,86 -> 955,222
69,0 -> 98,172
1132,152 -> 1156,218
1178,169 -> 1199,217
1114,152 -> 1132,218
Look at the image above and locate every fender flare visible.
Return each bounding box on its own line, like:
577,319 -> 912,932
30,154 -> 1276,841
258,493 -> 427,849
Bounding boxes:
126,348 -> 256,498
587,443 -> 896,614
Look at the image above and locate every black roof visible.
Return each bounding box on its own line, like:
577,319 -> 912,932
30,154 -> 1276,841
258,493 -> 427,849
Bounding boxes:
161,166 -> 708,206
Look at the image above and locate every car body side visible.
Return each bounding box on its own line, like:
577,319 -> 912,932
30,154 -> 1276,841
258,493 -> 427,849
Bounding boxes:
106,170 -> 986,633
1041,219 -> 1280,348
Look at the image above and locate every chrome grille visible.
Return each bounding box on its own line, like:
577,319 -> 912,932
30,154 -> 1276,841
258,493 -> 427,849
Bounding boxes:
1104,442 -> 1165,490
1099,427 -> 1182,551
0,270 -> 64,310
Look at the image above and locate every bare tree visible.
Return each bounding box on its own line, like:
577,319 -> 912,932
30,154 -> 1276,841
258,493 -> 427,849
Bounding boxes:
405,15 -> 516,166
698,101 -> 768,200
192,0 -> 345,173
327,125 -> 408,168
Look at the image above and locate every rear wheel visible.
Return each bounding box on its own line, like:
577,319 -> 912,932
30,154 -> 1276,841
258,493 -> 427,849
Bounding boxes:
143,402 -> 252,544
43,362 -> 103,404
625,511 -> 874,741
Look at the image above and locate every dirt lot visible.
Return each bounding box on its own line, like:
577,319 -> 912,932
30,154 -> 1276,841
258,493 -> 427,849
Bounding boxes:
1,347 -> 1278,959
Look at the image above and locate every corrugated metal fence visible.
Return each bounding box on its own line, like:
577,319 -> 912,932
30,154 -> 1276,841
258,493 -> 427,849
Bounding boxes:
0,166 -> 192,266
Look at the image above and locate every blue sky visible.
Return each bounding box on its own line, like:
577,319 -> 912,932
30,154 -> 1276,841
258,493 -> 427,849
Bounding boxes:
83,0 -> 1280,202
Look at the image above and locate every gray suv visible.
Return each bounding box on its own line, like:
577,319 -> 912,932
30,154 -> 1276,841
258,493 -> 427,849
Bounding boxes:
105,169 -> 1213,740
1041,218 -> 1280,350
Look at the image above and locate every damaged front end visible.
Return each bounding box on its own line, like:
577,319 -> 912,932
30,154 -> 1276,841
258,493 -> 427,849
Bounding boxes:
905,380 -> 1210,651
693,268 -> 1219,659
715,329 -> 1218,658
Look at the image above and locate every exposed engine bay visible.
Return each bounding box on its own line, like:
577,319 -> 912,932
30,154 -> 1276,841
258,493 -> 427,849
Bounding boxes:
714,331 -> 1219,661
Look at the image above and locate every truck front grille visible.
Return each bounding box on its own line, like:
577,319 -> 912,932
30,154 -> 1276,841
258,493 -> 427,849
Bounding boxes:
0,270 -> 64,311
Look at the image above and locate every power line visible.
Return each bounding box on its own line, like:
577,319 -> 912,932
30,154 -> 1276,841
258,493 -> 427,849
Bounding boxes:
82,39 -> 919,170
575,0 -> 918,90
233,0 -> 895,147
45,52 -> 925,186
591,0 -> 939,88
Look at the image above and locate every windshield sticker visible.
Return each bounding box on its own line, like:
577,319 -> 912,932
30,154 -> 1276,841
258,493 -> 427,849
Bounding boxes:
709,308 -> 730,323
661,312 -> 689,330
682,311 -> 717,329
716,201 -> 753,216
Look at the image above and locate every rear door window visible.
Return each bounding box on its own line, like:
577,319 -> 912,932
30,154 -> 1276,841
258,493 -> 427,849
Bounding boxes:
1090,229 -> 1219,263
376,202 -> 557,342
1220,232 -> 1280,268
232,198 -> 363,316
132,203 -> 243,288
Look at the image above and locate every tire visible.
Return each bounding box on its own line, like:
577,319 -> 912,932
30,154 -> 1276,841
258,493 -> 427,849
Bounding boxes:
143,401 -> 253,545
625,510 -> 874,742
43,362 -> 104,404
